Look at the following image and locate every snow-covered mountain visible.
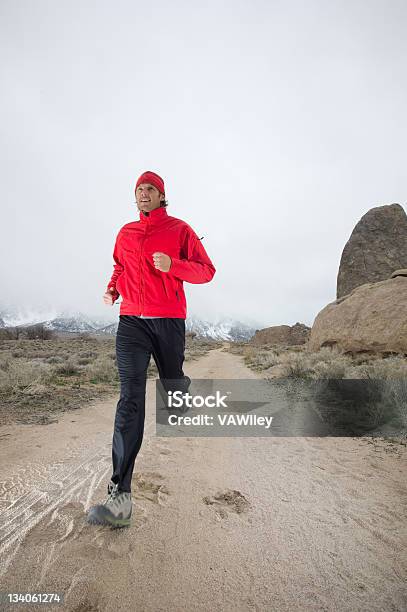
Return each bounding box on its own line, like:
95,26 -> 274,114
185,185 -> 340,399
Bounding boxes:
0,305 -> 60,328
96,318 -> 256,340
96,323 -> 118,335
0,306 -> 113,334
44,317 -> 98,333
0,306 -> 257,341
185,316 -> 255,341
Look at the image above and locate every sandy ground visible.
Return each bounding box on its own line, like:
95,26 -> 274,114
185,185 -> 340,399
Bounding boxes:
0,345 -> 406,612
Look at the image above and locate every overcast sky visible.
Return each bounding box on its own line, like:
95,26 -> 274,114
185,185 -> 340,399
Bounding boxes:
1,0 -> 406,329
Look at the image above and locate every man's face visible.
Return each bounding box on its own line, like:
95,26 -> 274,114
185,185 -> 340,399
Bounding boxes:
135,183 -> 164,213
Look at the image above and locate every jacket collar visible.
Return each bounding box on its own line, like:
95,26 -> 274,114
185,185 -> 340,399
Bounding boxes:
139,205 -> 168,225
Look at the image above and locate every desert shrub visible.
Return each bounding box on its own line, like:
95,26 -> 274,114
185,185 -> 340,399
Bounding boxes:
277,350 -> 407,435
269,346 -> 352,379
79,350 -> 97,359
309,354 -> 350,379
244,348 -> 280,371
309,377 -> 407,434
0,359 -> 51,394
229,341 -> 407,386
85,357 -> 119,383
348,361 -> 407,432
45,355 -> 64,364
25,324 -> 54,340
53,360 -> 80,376
347,356 -> 407,380
0,358 -> 9,372
77,357 -> 93,365
0,329 -> 17,340
184,338 -> 222,361
380,379 -> 407,428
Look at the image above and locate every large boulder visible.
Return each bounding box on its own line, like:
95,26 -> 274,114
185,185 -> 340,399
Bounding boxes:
337,203 -> 407,299
308,273 -> 407,355
251,322 -> 310,346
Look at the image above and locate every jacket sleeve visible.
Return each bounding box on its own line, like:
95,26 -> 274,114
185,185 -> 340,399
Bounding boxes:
169,226 -> 216,284
106,232 -> 123,300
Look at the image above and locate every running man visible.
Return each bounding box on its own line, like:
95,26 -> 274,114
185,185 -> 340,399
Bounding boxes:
87,170 -> 216,527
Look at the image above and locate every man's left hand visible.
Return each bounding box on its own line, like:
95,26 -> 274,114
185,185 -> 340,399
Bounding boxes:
152,252 -> 172,272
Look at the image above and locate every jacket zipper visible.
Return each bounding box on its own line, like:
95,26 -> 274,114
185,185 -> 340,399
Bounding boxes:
139,228 -> 148,315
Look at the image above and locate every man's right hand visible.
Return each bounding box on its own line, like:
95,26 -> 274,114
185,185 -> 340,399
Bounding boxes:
103,287 -> 118,306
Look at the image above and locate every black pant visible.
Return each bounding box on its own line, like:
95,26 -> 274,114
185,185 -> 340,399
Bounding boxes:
111,315 -> 190,493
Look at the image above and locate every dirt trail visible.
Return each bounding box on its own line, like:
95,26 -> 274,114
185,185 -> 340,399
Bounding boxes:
0,346 -> 406,611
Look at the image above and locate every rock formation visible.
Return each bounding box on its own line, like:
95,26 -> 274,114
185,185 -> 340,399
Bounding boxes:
336,203 -> 407,299
308,273 -> 407,355
251,322 -> 310,346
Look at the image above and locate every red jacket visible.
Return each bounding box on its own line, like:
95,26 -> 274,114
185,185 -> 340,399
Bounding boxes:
107,206 -> 216,318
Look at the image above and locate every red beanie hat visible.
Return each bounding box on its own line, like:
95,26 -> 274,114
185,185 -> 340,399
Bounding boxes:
135,171 -> 165,196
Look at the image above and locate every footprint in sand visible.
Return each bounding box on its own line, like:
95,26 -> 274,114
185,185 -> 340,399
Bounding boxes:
202,489 -> 251,520
132,472 -> 170,505
63,576 -> 103,612
158,447 -> 172,456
